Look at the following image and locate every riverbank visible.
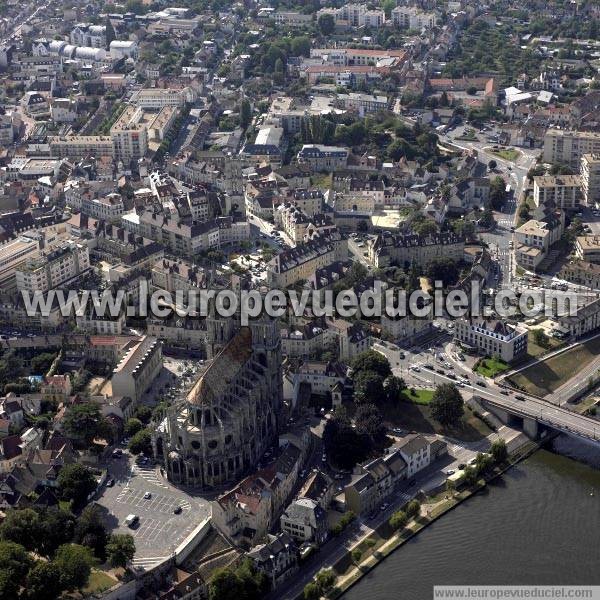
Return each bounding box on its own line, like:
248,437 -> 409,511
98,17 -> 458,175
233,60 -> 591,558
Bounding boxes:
314,437 -> 541,600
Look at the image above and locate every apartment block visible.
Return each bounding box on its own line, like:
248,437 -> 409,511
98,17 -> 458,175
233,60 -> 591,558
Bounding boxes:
0,237 -> 41,292
575,236 -> 600,263
581,154 -> 600,207
533,175 -> 582,210
391,6 -> 437,29
111,335 -> 163,403
344,450 -> 408,515
368,231 -> 465,268
454,318 -> 528,362
267,233 -> 348,288
297,145 -> 349,171
543,129 -> 600,167
560,260 -> 600,290
82,193 -> 124,223
15,241 -> 90,293
48,135 -> 114,160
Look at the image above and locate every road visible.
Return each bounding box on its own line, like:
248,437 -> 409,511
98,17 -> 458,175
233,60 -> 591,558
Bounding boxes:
412,351 -> 600,443
2,2 -> 48,44
441,125 -> 539,285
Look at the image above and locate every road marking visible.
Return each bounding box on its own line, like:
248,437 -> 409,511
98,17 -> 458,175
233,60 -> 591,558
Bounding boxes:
131,464 -> 170,489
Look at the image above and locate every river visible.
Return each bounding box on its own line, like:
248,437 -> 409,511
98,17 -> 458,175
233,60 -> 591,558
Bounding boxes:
343,436 -> 600,600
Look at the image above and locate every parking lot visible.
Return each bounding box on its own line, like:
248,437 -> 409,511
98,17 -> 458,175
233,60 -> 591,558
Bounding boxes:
96,454 -> 211,570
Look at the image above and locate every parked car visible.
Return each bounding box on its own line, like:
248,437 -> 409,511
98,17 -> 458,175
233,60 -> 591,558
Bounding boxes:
143,492 -> 152,499
173,506 -> 183,514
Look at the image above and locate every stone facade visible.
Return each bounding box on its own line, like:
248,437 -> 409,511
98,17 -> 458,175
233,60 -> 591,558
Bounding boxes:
153,316 -> 283,488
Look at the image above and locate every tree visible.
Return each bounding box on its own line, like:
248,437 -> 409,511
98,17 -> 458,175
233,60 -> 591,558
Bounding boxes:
318,13 -> 335,35
353,370 -> 385,404
128,428 -> 152,455
37,507 -> 76,557
53,544 -> 95,591
304,582 -> 321,600
26,562 -> 63,600
134,404 -> 153,424
209,567 -> 243,600
475,452 -> 494,475
489,176 -> 507,211
463,465 -> 479,487
0,540 -> 32,583
351,350 -> 391,379
532,328 -> 550,348
30,352 -> 57,375
63,402 -> 109,447
354,403 -> 387,448
491,438 -> 508,464
518,204 -> 531,221
124,417 -> 143,437
382,0 -> 396,17
58,463 -> 97,509
389,510 -> 408,530
239,98 -> 252,130
322,407 -> 366,469
0,568 -> 19,599
351,548 -> 363,563
208,558 -> 267,600
488,159 -> 497,170
0,509 -> 41,551
430,383 -> 464,427
479,208 -> 495,229
105,17 -> 116,48
74,505 -> 108,559
106,534 -> 135,568
426,258 -> 459,286
384,375 -> 406,402
291,36 -> 311,58
406,499 -> 421,519
315,569 -> 336,593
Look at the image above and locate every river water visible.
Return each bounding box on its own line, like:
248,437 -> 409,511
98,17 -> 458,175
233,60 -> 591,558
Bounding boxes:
343,435 -> 600,600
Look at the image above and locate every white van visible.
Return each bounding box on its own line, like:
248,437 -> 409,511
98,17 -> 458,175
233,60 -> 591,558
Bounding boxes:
125,514 -> 139,528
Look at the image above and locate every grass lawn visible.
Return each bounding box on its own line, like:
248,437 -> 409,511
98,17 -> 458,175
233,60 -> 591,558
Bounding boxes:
525,330 -> 563,359
400,388 -> 435,405
507,336 -> 600,396
83,570 -> 118,595
381,400 -> 492,443
490,148 -> 521,161
475,357 -> 509,378
310,172 -> 332,188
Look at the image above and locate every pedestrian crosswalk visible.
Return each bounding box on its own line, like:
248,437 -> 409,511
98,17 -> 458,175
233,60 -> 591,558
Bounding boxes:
131,464 -> 170,489
131,556 -> 169,570
396,491 -> 412,506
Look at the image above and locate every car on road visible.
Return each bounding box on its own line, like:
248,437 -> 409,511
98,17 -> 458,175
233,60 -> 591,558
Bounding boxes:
173,506 -> 183,515
143,492 -> 152,499
499,389 -> 509,395
515,394 -> 526,401
476,380 -> 487,387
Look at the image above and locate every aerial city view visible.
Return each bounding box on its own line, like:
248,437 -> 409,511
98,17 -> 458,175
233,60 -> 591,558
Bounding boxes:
1,0 -> 600,598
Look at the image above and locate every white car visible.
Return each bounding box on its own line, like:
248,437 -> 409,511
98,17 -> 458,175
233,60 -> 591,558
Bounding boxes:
446,469 -> 456,476
143,492 -> 152,499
